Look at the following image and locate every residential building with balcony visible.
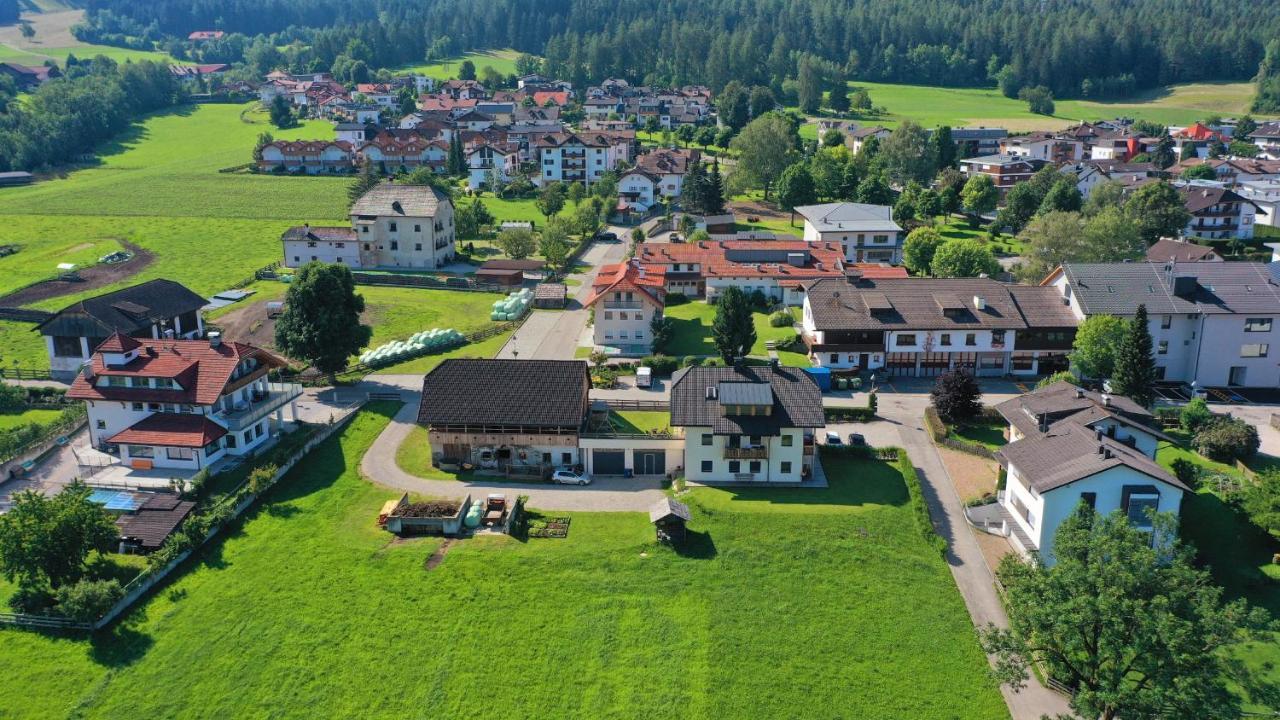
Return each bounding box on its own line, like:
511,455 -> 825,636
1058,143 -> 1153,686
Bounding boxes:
671,365 -> 825,484
256,140 -> 355,174
36,280 -> 208,381
585,260 -> 667,356
960,154 -> 1047,199
1000,132 -> 1085,163
465,140 -> 519,190
800,277 -> 1078,376
1238,179 -> 1280,228
1177,182 -> 1259,240
534,131 -> 631,186
794,202 -> 904,264
1047,261 -> 1280,388
617,148 -> 700,213
67,332 -> 300,471
973,383 -> 1185,565
1248,121 -> 1280,160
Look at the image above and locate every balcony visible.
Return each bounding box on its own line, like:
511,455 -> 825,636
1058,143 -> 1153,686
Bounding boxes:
724,446 -> 768,460
217,382 -> 303,431
603,299 -> 644,309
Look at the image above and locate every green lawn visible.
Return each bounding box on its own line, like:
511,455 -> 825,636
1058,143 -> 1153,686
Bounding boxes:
1156,436 -> 1280,712
663,302 -> 805,364
0,404 -> 1005,718
0,407 -> 62,431
948,419 -> 1008,451
830,80 -> 1272,131
394,49 -> 524,80
0,42 -> 176,67
609,410 -> 672,434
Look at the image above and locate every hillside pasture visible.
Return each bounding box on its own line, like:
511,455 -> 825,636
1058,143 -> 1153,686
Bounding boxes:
396,49 -> 524,80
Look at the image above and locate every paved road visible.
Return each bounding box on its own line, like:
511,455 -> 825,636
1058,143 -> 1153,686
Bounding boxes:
496,229 -> 629,361
357,391 -> 665,511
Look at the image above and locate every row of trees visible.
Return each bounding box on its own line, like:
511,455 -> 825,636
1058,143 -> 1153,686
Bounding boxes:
0,56 -> 183,172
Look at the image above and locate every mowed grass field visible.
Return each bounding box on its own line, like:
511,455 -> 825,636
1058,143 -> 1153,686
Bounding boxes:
664,302 -> 806,364
396,49 -> 523,80
819,80 -> 1271,132
0,404 -> 1006,719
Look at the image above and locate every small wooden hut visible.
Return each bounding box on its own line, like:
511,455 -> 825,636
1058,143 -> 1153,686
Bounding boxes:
649,497 -> 691,544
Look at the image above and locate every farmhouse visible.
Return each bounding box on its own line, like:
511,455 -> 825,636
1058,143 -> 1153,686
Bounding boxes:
1046,261 -> 1280,388
801,276 -> 1078,376
793,202 -> 904,264
281,183 -> 455,269
417,359 -> 590,472
671,365 -> 824,484
585,260 -> 666,356
36,280 -> 208,381
978,383 -> 1185,565
67,332 -> 300,472
0,62 -> 60,90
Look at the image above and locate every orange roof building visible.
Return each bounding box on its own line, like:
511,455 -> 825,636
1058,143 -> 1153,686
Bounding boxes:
585,260 -> 667,356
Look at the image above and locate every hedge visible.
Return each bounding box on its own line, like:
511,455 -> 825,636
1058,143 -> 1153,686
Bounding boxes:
823,405 -> 877,422
895,449 -> 947,557
923,406 -> 997,460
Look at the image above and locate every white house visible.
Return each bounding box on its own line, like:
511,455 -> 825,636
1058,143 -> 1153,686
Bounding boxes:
670,366 -> 825,484
1238,179 -> 1280,228
534,131 -> 631,186
979,383 -> 1186,565
36,280 -> 209,381
1176,182 -> 1259,241
465,141 -> 519,190
67,333 -> 301,471
793,202 -> 904,264
1248,121 -> 1280,160
283,183 -> 455,270
1047,261 -> 1280,388
584,260 -> 666,356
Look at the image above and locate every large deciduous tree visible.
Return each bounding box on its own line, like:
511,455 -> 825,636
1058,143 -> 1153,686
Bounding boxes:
496,226 -> 537,259
775,161 -> 817,223
728,113 -> 799,200
878,120 -> 934,185
711,286 -> 757,364
0,481 -> 117,593
901,227 -> 945,276
1070,314 -> 1128,379
274,262 -> 372,382
930,369 -> 982,423
960,174 -> 998,227
982,507 -> 1272,720
929,238 -> 1000,278
1125,181 -> 1190,245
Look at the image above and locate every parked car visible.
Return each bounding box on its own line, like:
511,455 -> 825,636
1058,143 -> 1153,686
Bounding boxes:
848,433 -> 866,446
552,469 -> 591,485
596,231 -> 618,242
824,431 -> 842,445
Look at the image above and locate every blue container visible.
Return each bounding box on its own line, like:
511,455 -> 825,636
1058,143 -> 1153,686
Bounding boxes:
804,367 -> 832,391
624,468 -> 634,479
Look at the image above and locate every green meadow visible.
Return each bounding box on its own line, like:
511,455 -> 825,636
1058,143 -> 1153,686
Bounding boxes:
396,49 -> 523,80
0,404 -> 1006,719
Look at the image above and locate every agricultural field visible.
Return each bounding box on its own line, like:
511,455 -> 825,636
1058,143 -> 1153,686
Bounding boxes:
0,404 -> 1005,719
0,0 -> 177,67
1156,435 -> 1280,713
395,49 -> 524,80
812,80 -> 1272,133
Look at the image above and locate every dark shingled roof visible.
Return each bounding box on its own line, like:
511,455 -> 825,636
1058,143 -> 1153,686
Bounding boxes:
670,366 -> 824,435
997,422 -> 1184,494
35,280 -> 207,339
994,381 -> 1169,442
1059,262 -> 1280,316
1145,238 -> 1220,263
804,278 -> 1077,331
417,359 -> 589,429
115,493 -> 197,550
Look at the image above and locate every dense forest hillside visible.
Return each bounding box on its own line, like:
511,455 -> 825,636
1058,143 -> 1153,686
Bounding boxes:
78,0 -> 1280,98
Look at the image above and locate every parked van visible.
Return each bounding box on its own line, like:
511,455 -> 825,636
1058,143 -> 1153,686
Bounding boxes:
635,366 -> 653,388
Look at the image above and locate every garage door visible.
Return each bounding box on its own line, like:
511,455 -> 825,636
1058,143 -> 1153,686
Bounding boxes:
593,450 -> 626,476
635,450 -> 666,476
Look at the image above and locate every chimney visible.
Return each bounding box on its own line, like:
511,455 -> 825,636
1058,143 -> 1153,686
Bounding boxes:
1098,443 -> 1105,455
1102,394 -> 1112,407
1103,448 -> 1113,460
209,331 -> 222,348
1095,427 -> 1103,441
1075,388 -> 1085,399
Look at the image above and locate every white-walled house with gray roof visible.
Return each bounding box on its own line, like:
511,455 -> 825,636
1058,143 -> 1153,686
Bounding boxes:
794,202 -> 904,264
1045,261 -> 1280,388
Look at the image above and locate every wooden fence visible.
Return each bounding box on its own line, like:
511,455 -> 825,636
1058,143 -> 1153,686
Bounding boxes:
0,367 -> 54,381
601,399 -> 670,411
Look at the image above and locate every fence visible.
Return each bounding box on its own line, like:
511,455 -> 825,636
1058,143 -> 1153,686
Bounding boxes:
347,272 -> 509,294
0,412 -> 87,473
2,401 -> 370,633
0,367 -> 54,381
601,399 -> 670,411
923,406 -> 999,460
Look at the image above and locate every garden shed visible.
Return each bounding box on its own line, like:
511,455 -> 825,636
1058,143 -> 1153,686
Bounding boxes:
649,497 -> 691,543
534,283 -> 567,309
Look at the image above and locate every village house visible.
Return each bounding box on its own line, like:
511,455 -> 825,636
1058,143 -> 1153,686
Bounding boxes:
1238,179 -> 1280,228
793,202 -> 904,264
670,365 -> 824,484
1248,121 -> 1280,160
974,383 -> 1185,565
355,83 -> 403,108
282,183 -> 455,270
36,280 -> 209,381
1175,157 -> 1280,185
617,148 -> 700,213
358,132 -> 449,173
848,126 -> 891,154
68,332 -> 301,472
585,260 -> 666,356
1046,261 -> 1280,388
256,140 -> 355,174
635,239 -> 905,306
465,138 -> 520,190
187,30 -> 225,41
1170,122 -> 1226,160
416,359 -> 590,472
1176,182 -> 1258,241
960,154 -> 1046,198
0,62 -> 59,90
1000,132 -> 1085,163
1145,238 -> 1223,263
800,276 -> 1078,376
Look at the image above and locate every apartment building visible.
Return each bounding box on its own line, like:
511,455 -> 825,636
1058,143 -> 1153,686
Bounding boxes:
282,183 -> 455,269
793,202 -> 904,264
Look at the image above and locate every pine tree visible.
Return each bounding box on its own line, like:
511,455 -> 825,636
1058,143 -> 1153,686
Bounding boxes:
447,135 -> 465,175
711,286 -> 756,364
1111,304 -> 1156,407
705,160 -> 725,214
682,161 -> 708,215
930,125 -> 956,171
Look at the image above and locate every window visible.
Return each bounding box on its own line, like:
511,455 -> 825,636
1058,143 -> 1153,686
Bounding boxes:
749,460 -> 762,473
1124,491 -> 1159,529
167,447 -> 195,460
389,241 -> 398,251
781,461 -> 792,473
1160,315 -> 1172,329
1157,340 -> 1168,355
829,353 -> 838,363
415,243 -> 422,251
1245,317 -> 1272,332
389,222 -> 397,232
562,452 -> 572,464
603,311 -> 613,320
131,402 -> 144,411
965,333 -> 977,346
781,434 -> 793,447
896,334 -> 916,346
128,445 -> 154,458
414,224 -> 421,232
1080,492 -> 1097,510
991,330 -> 1005,346
96,419 -> 106,429
225,434 -> 237,449
700,460 -> 712,473
939,333 -> 951,347
1241,344 -> 1269,358
701,433 -> 712,446
728,461 -> 741,473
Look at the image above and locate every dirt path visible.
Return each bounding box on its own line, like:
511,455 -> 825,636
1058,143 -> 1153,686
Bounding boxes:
213,299 -> 280,350
0,241 -> 154,308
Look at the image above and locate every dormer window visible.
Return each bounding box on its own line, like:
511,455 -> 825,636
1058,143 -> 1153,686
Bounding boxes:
105,376 -> 127,388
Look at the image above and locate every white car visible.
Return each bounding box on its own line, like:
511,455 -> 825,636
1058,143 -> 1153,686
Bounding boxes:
552,469 -> 591,485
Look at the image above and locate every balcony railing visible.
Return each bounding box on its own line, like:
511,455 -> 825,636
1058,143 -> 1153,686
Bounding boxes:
217,382 -> 303,431
603,300 -> 644,309
724,446 -> 768,459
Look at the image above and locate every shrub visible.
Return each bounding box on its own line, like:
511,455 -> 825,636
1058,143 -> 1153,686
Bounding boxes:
769,309 -> 794,327
246,463 -> 279,495
54,578 -> 123,622
1194,418 -> 1260,463
639,355 -> 679,376
930,370 -> 981,423
868,391 -> 878,415
665,292 -> 689,306
749,289 -> 769,310
1170,458 -> 1200,489
8,580 -> 54,614
1179,398 -> 1215,434
1035,370 -> 1078,389
681,355 -> 702,368
896,451 -> 946,557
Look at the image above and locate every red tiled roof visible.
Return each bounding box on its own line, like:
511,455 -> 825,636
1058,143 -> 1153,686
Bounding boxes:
109,414 -> 228,448
532,91 -> 570,107
265,140 -> 354,154
97,331 -> 142,353
637,240 -> 852,280
586,261 -> 666,306
418,97 -> 477,112
1174,122 -> 1223,142
67,338 -> 286,406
